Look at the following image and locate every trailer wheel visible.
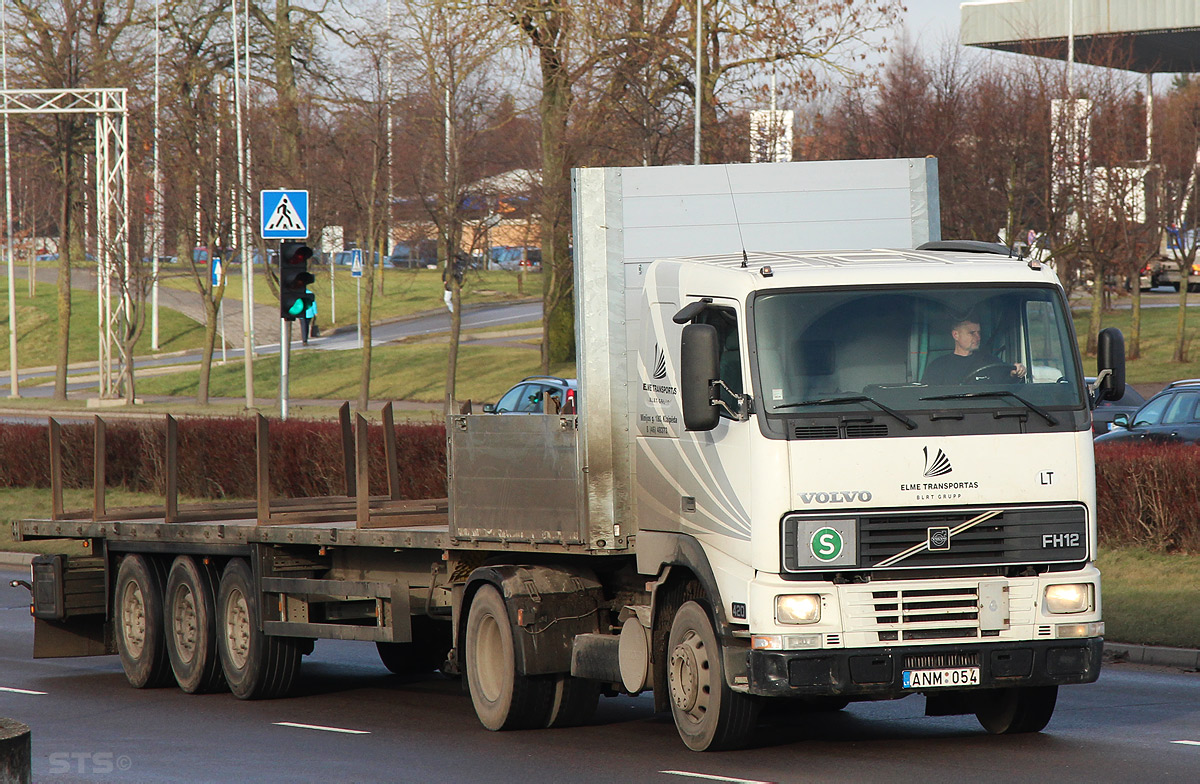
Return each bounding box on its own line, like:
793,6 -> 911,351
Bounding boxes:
376,616 -> 452,676
114,554 -> 172,688
667,601 -> 760,751
465,584 -> 554,730
164,556 -> 226,694
973,685 -> 1058,734
216,558 -> 301,700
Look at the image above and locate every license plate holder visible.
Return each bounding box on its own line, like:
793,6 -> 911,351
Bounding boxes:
902,667 -> 981,689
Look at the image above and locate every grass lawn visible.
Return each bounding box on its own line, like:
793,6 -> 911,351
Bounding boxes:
0,273 -> 212,370
135,339 -> 574,404
0,487 -> 167,556
1098,547 -> 1200,649
1073,303 -> 1200,385
159,266 -> 538,331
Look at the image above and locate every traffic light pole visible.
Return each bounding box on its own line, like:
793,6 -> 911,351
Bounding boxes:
280,317 -> 291,420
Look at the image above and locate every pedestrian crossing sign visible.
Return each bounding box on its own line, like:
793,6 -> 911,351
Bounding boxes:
260,190 -> 309,239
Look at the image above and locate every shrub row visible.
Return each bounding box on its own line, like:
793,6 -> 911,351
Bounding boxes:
0,416 -> 446,502
1094,442 -> 1200,552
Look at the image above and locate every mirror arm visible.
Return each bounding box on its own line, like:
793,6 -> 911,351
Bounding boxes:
710,380 -> 753,422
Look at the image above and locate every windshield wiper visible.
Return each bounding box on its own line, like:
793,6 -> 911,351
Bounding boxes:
920,391 -> 1059,426
776,395 -> 917,430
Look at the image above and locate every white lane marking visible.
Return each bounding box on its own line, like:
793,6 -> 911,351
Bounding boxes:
1171,740 -> 1200,746
273,721 -> 370,735
661,772 -> 775,784
0,686 -> 47,695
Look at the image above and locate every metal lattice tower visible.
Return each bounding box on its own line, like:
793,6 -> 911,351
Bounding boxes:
0,87 -> 129,397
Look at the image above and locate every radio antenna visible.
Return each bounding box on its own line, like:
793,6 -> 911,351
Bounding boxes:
723,165 -> 749,267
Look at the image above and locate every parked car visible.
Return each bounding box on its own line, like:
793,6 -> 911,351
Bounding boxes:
1089,376 -> 1147,435
1094,379 -> 1200,445
483,376 -> 578,414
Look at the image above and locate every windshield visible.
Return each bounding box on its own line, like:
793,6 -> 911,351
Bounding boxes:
752,285 -> 1084,421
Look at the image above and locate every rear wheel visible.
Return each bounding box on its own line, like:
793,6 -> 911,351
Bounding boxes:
667,601 -> 760,751
164,556 -> 226,694
973,685 -> 1058,734
465,584 -> 554,730
114,554 -> 172,689
216,558 -> 301,700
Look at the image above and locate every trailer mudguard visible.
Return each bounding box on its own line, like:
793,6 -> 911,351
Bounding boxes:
463,565 -> 604,676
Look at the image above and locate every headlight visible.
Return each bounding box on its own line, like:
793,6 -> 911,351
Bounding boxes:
776,594 -> 821,624
1044,583 -> 1090,614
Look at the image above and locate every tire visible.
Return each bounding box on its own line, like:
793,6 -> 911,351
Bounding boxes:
465,584 -> 554,731
973,685 -> 1058,734
114,554 -> 172,689
216,558 -> 301,700
376,615 -> 452,676
546,675 -> 601,728
164,556 -> 227,694
667,601 -> 760,751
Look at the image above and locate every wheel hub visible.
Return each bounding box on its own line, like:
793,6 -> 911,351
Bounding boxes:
224,588 -> 251,669
669,630 -> 705,713
172,585 -> 199,663
121,581 -> 147,657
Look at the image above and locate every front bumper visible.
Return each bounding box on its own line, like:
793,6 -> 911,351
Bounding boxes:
748,637 -> 1102,698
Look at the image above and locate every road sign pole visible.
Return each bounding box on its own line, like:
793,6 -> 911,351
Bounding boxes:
356,278 -> 362,349
280,317 -> 290,420
330,254 -> 336,324
219,300 -> 226,363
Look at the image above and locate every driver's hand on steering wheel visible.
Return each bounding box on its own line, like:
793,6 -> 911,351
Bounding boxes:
1012,362 -> 1027,379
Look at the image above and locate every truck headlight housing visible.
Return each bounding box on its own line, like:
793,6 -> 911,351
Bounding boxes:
776,594 -> 821,624
1044,583 -> 1091,614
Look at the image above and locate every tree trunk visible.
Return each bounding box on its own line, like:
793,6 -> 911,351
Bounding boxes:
1128,281 -> 1142,359
538,32 -> 574,369
1174,263 -> 1190,363
53,141 -> 73,401
273,0 -> 302,173
1086,257 -> 1103,356
197,298 -> 220,406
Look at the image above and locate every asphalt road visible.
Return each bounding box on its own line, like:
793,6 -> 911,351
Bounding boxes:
3,569 -> 1200,783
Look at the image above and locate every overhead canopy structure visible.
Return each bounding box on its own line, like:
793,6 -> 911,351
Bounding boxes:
961,0 -> 1200,73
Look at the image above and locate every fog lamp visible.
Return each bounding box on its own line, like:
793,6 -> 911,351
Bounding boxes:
1044,583 -> 1091,614
776,594 -> 821,624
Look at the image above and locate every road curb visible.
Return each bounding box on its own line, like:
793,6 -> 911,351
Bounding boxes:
1104,642 -> 1200,670
0,552 -> 34,568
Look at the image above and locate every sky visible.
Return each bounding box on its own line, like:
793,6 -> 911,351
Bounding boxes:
901,0 -> 969,50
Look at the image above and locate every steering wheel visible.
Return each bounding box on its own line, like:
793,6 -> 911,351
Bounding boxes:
964,362 -> 1020,384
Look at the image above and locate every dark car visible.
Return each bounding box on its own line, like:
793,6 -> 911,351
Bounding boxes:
1089,377 -> 1147,435
484,376 -> 578,414
1094,380 -> 1200,445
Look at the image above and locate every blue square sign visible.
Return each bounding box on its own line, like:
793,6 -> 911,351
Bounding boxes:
260,190 -> 309,239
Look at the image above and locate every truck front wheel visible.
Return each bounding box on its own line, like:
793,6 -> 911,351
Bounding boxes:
114,554 -> 172,688
465,584 -> 554,730
164,556 -> 226,694
667,601 -> 760,751
216,558 -> 301,699
973,685 -> 1058,734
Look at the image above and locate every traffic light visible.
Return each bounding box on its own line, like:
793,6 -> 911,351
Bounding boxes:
280,242 -> 314,320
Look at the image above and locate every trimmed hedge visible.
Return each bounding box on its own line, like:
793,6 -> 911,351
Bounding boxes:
0,417 -> 446,501
1094,442 -> 1200,553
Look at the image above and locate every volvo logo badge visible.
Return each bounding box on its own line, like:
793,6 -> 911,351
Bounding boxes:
927,526 -> 951,551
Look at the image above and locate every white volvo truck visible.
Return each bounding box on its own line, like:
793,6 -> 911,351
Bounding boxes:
15,158 -> 1123,751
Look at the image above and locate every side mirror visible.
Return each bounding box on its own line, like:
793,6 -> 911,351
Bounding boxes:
1112,413 -> 1130,429
482,403 -> 496,414
1096,328 -> 1126,403
681,323 -> 720,432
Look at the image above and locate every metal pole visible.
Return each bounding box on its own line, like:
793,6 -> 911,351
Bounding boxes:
280,317 -> 289,419
151,0 -> 161,350
2,5 -> 18,396
232,0 -> 254,409
1067,0 -> 1075,99
693,0 -> 701,165
219,300 -> 226,362
356,277 -> 362,349
386,0 -> 393,267
1146,72 -> 1154,161
329,253 -> 335,323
